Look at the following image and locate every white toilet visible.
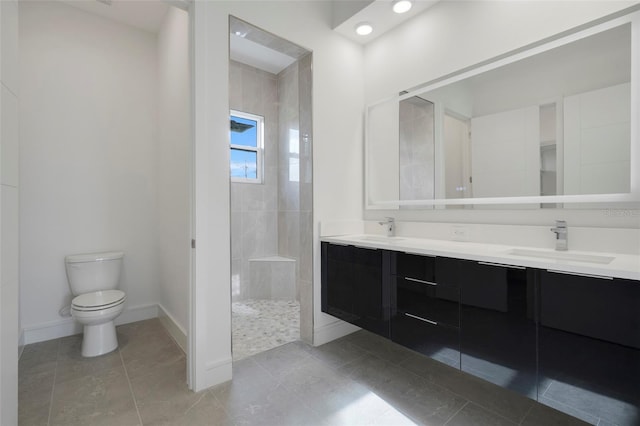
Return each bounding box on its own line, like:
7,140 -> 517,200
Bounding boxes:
65,251 -> 126,357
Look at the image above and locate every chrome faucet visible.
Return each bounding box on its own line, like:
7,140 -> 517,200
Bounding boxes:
550,220 -> 568,251
379,217 -> 395,237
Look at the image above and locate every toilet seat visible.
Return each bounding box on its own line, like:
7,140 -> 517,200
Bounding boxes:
72,290 -> 125,312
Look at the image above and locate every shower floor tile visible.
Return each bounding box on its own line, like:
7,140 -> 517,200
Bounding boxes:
232,299 -> 300,361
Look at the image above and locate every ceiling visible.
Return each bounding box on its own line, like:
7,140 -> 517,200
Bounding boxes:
229,17 -> 310,75
59,0 -> 173,33
56,0 -> 438,73
333,0 -> 441,45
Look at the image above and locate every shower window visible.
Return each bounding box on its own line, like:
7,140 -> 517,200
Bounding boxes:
230,110 -> 264,183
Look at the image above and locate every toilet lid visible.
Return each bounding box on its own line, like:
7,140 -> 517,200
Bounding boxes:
72,290 -> 125,311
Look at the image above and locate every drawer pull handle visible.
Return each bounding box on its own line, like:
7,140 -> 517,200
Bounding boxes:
478,261 -> 525,270
405,277 -> 437,286
546,269 -> 613,280
405,313 -> 438,325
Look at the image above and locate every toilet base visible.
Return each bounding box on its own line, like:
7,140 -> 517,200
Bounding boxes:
81,321 -> 118,357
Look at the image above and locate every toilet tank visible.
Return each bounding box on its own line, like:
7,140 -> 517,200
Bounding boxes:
65,251 -> 124,296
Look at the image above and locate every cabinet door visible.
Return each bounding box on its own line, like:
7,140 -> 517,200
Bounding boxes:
442,258 -> 537,399
538,270 -> 640,426
321,243 -> 390,337
322,243 -> 357,323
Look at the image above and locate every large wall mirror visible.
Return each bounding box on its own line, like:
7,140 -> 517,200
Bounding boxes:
366,12 -> 639,209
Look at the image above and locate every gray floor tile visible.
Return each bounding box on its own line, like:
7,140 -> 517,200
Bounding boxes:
368,408 -> 421,426
20,318 -> 612,426
118,326 -> 176,361
444,402 -> 517,426
306,338 -> 369,370
211,367 -> 287,416
399,351 -> 532,423
18,385 -> 52,426
538,396 -> 599,425
542,380 -> 638,426
55,335 -> 124,384
280,357 -> 391,425
338,352 -> 408,390
312,384 -> 395,426
129,357 -> 206,425
250,341 -> 314,379
151,390 -> 231,426
116,318 -> 167,338
347,330 -> 414,364
522,403 -> 592,426
337,352 -> 467,425
19,339 -> 59,368
121,338 -> 185,381
222,384 -> 322,426
49,365 -> 140,426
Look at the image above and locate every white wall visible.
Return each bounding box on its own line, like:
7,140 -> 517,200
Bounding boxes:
0,0 -> 20,423
157,7 -> 190,341
19,1 -> 159,340
471,106 -> 540,198
192,0 -> 364,390
362,1 -> 640,228
564,83 -> 631,195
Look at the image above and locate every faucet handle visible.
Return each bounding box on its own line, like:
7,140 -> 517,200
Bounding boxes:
551,220 -> 567,233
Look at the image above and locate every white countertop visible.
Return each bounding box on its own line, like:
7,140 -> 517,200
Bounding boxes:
321,234 -> 640,281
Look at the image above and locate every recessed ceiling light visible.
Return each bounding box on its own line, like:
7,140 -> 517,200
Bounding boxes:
355,22 -> 373,36
392,0 -> 412,14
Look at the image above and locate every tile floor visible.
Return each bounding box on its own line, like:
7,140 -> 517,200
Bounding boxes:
19,318 -> 591,426
232,299 -> 300,361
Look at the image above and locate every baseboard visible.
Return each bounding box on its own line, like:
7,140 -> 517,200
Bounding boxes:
190,356 -> 232,392
313,319 -> 360,346
158,304 -> 187,354
22,303 -> 159,345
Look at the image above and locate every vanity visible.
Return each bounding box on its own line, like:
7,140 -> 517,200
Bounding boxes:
321,235 -> 640,425
346,7 -> 640,424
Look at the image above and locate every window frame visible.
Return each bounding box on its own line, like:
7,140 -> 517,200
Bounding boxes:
230,109 -> 264,184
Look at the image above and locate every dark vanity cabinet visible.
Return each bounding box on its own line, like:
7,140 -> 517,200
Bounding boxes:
537,270 -> 640,425
450,259 -> 538,398
321,242 -> 391,337
391,253 -> 461,368
320,242 -> 640,425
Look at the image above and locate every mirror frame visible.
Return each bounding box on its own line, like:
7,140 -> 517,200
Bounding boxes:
365,11 -> 640,209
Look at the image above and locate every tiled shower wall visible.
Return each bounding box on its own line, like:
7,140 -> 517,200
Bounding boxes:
277,55 -> 313,343
229,56 -> 313,345
230,61 -> 279,302
399,97 -> 435,204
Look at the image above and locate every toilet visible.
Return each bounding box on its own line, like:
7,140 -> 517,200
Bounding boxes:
65,251 -> 126,357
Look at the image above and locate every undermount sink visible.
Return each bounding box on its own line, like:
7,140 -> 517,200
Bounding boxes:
358,235 -> 406,243
507,248 -> 615,264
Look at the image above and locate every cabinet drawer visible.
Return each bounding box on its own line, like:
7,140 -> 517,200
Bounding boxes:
393,252 -> 435,281
392,312 -> 460,368
394,276 -> 459,327
539,270 -> 640,349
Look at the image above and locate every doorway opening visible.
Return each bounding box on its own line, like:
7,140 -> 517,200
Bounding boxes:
228,17 -> 313,361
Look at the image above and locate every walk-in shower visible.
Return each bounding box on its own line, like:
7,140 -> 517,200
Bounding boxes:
228,17 -> 312,360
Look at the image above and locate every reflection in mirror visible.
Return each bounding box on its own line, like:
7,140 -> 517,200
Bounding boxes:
373,18 -> 636,209
399,96 -> 435,209
442,112 -> 472,207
